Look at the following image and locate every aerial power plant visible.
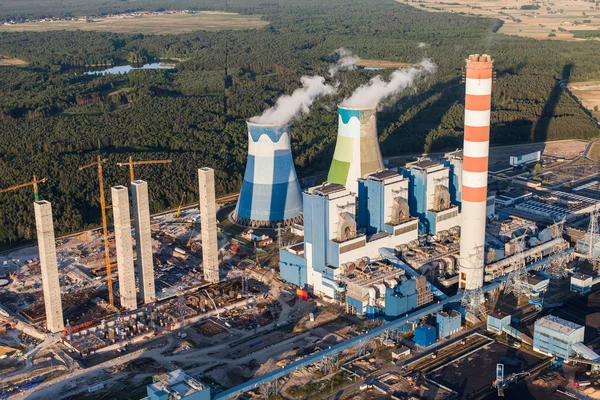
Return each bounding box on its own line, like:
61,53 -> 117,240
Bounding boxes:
3,51 -> 600,400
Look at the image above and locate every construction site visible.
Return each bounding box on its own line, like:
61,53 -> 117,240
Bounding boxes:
1,54 -> 600,400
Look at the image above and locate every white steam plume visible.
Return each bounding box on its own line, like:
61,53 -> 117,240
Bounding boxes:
250,75 -> 337,125
328,47 -> 360,77
340,59 -> 436,109
418,42 -> 428,48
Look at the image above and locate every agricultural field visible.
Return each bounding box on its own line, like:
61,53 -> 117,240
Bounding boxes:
0,11 -> 268,34
0,56 -> 28,66
404,0 -> 600,41
569,81 -> 600,119
356,59 -> 415,69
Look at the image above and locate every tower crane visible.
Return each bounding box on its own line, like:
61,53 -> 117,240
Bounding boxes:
0,175 -> 48,201
79,156 -> 115,309
175,193 -> 186,218
116,156 -> 172,182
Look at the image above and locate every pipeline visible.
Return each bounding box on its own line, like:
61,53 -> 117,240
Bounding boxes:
484,238 -> 568,281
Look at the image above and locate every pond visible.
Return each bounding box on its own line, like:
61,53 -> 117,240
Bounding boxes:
85,63 -> 174,76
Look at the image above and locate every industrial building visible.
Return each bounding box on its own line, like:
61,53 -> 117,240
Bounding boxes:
533,315 -> 585,360
404,159 -> 460,235
144,370 -> 210,400
280,174 -> 419,304
487,311 -> 511,334
571,273 -> 593,294
34,200 -> 64,333
514,191 -> 600,222
131,180 -> 156,304
111,185 -> 138,310
198,168 -> 219,283
413,324 -> 436,347
233,121 -> 303,227
436,310 -> 461,338
510,150 -> 541,167
328,106 -> 385,193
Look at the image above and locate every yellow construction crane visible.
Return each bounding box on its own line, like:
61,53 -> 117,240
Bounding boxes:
176,192 -> 186,218
116,156 -> 172,182
78,156 -> 115,309
0,175 -> 48,201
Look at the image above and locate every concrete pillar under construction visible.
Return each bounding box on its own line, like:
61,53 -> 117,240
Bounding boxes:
131,180 -> 155,304
198,167 -> 219,283
34,201 -> 64,333
111,185 -> 137,310
459,54 -> 493,296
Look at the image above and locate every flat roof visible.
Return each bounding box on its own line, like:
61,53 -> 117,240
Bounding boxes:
367,169 -> 400,181
411,160 -> 442,170
488,310 -> 509,320
535,315 -> 583,335
572,272 -> 592,281
311,183 -> 346,196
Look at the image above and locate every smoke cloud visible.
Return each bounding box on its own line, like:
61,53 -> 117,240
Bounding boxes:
340,59 -> 436,109
417,42 -> 428,48
250,75 -> 337,125
328,47 -> 360,77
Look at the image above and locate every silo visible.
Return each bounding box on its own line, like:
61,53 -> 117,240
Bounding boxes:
233,121 -> 303,227
327,106 -> 384,192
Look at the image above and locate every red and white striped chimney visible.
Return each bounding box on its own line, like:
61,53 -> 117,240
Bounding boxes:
459,54 -> 493,292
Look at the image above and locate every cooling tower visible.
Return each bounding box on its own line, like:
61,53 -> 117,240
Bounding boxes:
233,121 -> 303,227
327,106 -> 384,193
459,54 -> 493,293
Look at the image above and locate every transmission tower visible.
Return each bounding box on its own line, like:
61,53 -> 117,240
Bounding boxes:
544,219 -> 569,279
504,236 -> 531,301
460,246 -> 486,317
585,206 -> 600,269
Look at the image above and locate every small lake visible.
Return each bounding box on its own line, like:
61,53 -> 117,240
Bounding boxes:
85,63 -> 175,76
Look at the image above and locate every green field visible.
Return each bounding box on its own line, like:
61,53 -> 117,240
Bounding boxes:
0,12 -> 267,34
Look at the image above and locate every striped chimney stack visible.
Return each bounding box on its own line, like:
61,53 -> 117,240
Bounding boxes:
459,54 -> 493,292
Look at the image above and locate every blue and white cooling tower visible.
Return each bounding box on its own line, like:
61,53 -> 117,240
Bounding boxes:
233,121 -> 303,227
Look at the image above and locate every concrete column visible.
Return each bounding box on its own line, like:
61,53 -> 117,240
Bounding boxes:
131,180 -> 155,304
198,168 -> 219,283
111,186 -> 137,310
34,201 -> 64,333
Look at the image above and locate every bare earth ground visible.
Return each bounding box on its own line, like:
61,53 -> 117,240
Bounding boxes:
0,12 -> 268,34
401,0 -> 600,41
589,142 -> 600,162
0,56 -> 29,66
569,81 -> 600,119
356,60 -> 415,68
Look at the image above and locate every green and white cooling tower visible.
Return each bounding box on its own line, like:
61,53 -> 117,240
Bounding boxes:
327,106 -> 385,192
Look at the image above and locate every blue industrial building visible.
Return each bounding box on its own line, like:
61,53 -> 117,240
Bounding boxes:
403,160 -> 460,235
279,243 -> 307,287
571,273 -> 593,294
383,278 -> 418,320
357,170 -> 412,236
436,310 -> 461,338
533,315 -> 585,360
441,150 -> 463,208
487,311 -> 511,334
414,324 -> 437,347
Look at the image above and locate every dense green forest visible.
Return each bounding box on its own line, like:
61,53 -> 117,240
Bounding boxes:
0,0 -> 599,248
